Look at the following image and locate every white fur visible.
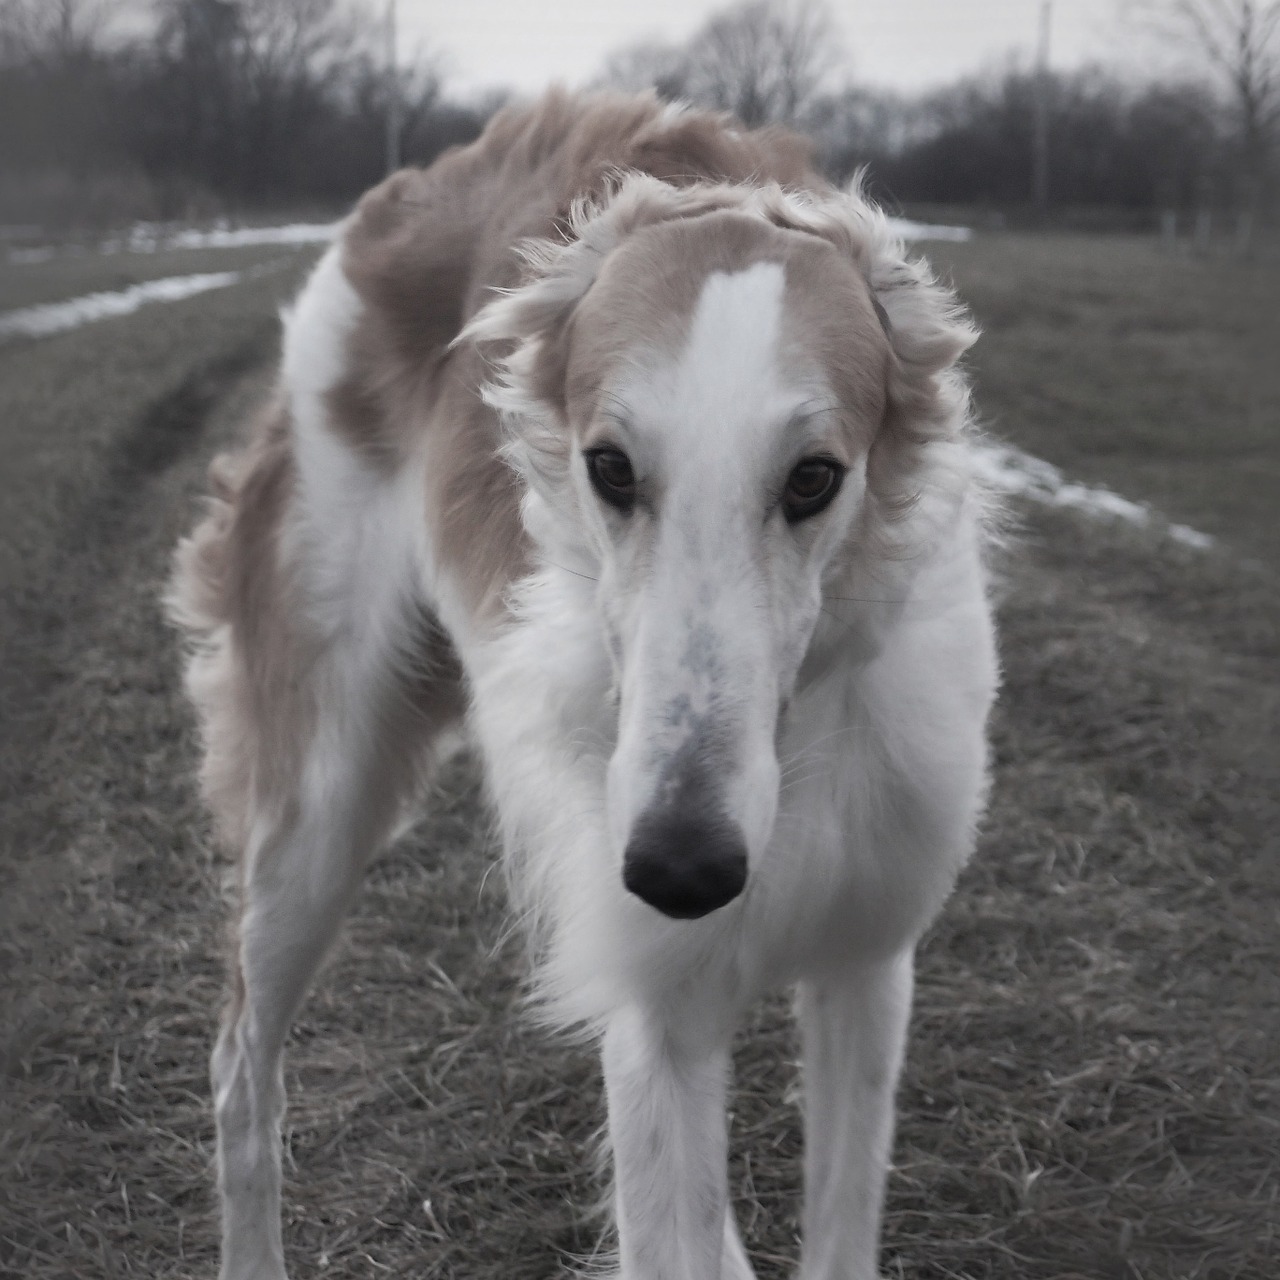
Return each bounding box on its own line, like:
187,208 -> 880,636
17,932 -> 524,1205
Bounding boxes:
204,175 -> 999,1280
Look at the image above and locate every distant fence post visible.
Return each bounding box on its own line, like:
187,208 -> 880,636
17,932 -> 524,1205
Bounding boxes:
1160,209 -> 1178,251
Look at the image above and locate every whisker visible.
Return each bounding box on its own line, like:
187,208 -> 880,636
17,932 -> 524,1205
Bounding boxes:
779,724 -> 864,773
778,770 -> 832,795
545,560 -> 599,584
780,748 -> 848,778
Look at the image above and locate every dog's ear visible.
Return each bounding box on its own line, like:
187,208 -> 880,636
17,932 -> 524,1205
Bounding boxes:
752,182 -> 979,526
851,198 -> 978,527
753,181 -> 977,388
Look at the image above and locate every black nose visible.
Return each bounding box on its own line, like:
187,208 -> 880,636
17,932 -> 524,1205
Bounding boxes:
623,810 -> 748,919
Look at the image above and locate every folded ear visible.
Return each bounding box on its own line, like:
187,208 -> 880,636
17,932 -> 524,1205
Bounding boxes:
858,209 -> 978,527
747,180 -> 977,382
746,181 -> 979,525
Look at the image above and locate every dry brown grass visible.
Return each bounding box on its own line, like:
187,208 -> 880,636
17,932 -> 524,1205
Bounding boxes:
1,233 -> 1277,1280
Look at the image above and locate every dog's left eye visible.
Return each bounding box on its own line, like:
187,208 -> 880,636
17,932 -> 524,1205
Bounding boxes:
783,457 -> 844,522
585,447 -> 636,511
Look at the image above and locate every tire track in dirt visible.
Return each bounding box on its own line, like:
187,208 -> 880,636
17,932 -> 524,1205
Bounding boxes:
76,332 -> 267,541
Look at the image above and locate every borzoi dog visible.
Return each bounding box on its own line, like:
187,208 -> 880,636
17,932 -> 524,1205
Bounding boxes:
170,91 -> 998,1280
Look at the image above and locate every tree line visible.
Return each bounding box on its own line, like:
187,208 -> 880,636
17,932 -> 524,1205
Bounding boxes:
602,0 -> 1276,232
0,0 -> 491,224
1,0 -> 1274,232
810,70 -> 1230,221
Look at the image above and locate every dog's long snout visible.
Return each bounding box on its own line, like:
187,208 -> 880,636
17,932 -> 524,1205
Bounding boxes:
623,809 -> 748,919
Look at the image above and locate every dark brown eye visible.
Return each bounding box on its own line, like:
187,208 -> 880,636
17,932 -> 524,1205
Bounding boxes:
783,457 -> 844,522
585,447 -> 636,511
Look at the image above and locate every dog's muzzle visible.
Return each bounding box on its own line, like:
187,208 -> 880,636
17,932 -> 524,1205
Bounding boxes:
622,809 -> 748,919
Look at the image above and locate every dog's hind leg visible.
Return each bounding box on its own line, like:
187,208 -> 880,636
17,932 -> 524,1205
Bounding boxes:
602,1003 -> 752,1280
209,631 -> 462,1280
214,785 -> 371,1280
795,949 -> 915,1280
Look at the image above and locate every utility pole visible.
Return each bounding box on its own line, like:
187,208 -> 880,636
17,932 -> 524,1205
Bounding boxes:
1032,0 -> 1052,217
385,0 -> 401,174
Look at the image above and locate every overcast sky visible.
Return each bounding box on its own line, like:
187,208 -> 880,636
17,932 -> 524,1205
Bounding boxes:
390,1 -> 1141,99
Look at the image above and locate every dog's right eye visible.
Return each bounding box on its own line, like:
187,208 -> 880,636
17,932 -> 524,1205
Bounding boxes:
585,448 -> 636,512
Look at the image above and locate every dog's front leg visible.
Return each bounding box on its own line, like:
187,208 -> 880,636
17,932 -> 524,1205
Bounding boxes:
603,1004 -> 745,1280
796,949 -> 915,1280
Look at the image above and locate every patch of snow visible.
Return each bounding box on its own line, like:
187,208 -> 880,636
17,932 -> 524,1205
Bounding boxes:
173,221 -> 338,250
972,444 -> 1065,499
887,217 -> 973,243
0,270 -> 243,340
104,220 -> 339,254
973,442 -> 1214,550
1053,482 -> 1149,524
1167,523 -> 1215,551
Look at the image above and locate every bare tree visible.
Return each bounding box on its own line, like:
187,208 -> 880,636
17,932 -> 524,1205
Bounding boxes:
598,0 -> 840,128
1132,1 -> 1279,234
596,38 -> 688,100
0,0 -> 115,63
238,0 -> 356,84
803,85 -> 917,183
682,0 -> 839,127
148,0 -> 363,199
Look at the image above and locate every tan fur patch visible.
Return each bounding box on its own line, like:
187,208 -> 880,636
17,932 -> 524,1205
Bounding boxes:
329,90 -> 829,613
778,235 -> 891,456
168,396 -> 305,850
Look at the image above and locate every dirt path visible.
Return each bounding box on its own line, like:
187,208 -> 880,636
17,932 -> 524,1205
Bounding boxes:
1,284 -> 1276,1279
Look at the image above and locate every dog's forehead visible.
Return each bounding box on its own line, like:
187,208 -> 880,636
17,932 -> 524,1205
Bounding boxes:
642,258 -> 794,445
565,210 -> 890,443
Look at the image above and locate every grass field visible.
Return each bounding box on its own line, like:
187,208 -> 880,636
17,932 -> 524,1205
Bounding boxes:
927,234 -> 1278,561
1,230 -> 1276,1280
